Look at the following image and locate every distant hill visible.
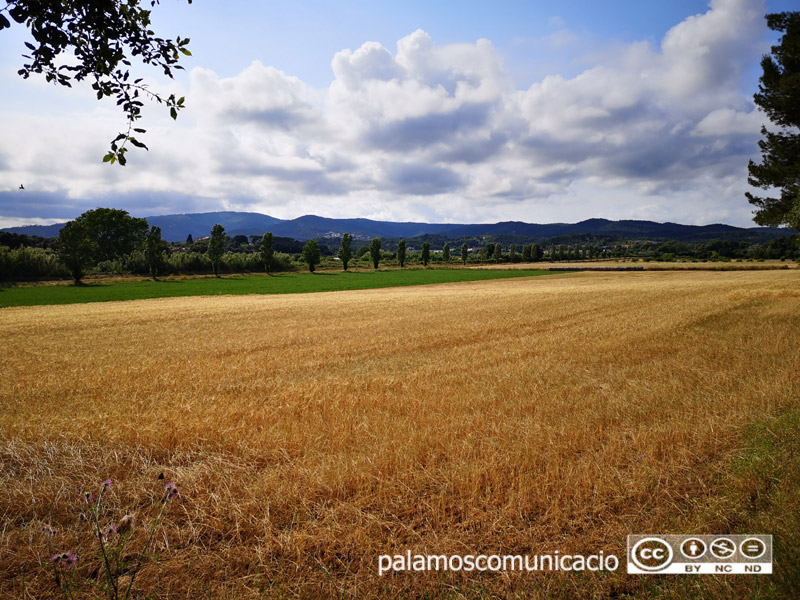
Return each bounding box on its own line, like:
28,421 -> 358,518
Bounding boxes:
3,223 -> 64,238
440,218 -> 794,243
2,212 -> 795,243
0,211 -> 285,242
1,212 -> 463,242
1,212 -> 467,242
268,215 -> 465,241
146,211 -> 284,241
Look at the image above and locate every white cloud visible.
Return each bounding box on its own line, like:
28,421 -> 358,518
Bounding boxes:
692,108 -> 764,136
0,0 -> 773,227
658,0 -> 764,102
331,42 -> 403,90
191,61 -> 317,128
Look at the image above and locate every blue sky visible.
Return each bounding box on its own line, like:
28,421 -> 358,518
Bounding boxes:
0,0 -> 797,228
149,1 -> 729,85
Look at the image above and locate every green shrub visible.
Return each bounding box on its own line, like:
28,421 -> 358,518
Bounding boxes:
94,259 -> 128,275
169,251 -> 212,274
0,246 -> 69,281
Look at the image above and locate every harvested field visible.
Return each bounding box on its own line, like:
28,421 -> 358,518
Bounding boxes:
1,270 -> 799,598
470,259 -> 797,270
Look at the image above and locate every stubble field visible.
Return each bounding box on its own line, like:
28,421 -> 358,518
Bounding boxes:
1,270 -> 799,599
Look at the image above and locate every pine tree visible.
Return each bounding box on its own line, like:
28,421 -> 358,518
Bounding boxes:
442,243 -> 450,262
746,12 -> 800,229
461,243 -> 468,265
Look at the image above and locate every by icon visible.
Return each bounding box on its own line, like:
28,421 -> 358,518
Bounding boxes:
681,538 -> 706,559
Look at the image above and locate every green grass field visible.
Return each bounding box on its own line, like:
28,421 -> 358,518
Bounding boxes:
0,268 -> 558,308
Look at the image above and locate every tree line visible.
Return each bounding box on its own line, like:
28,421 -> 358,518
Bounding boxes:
0,209 -> 288,283
1,207 -> 798,283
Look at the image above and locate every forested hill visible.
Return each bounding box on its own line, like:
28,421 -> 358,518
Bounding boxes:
2,212 -> 466,242
440,219 -> 792,243
2,212 -> 795,243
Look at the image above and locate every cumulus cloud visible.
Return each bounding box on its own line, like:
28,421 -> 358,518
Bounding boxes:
331,42 -> 403,90
0,0 -> 773,227
191,61 -> 317,130
658,0 -> 763,102
500,0 -> 768,217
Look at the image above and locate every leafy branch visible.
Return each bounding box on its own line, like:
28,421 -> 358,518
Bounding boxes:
0,0 -> 193,165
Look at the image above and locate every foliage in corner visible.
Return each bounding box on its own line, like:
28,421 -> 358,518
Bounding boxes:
0,0 -> 193,165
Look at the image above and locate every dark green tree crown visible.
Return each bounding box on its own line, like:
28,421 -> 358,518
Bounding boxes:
747,11 -> 800,229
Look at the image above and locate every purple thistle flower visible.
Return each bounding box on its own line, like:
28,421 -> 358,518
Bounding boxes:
100,479 -> 112,492
98,523 -> 117,542
50,551 -> 77,568
62,552 -> 77,568
83,492 -> 94,503
163,482 -> 180,501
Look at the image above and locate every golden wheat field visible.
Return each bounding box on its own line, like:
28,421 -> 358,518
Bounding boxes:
1,270 -> 799,599
470,259 -> 797,270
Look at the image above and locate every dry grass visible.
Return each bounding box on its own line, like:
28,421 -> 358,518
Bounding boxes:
471,259 -> 797,270
1,270 -> 799,598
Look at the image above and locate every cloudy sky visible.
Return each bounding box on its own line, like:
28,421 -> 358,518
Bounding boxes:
0,0 -> 796,228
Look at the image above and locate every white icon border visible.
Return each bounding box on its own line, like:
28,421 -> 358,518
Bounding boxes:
739,537 -> 767,560
709,537 -> 737,560
630,537 -> 674,572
